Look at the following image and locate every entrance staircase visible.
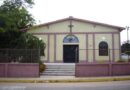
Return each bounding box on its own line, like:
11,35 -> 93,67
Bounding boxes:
40,63 -> 75,76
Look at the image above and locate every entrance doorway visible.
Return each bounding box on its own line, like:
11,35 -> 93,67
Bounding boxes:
63,45 -> 79,63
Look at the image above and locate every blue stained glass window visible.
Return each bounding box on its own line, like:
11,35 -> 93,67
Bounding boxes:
63,35 -> 79,43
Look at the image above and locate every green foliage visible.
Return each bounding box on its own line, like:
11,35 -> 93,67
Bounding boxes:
0,0 -> 46,63
39,61 -> 46,73
0,0 -> 35,31
0,31 -> 46,56
121,42 -> 130,55
117,60 -> 128,63
22,33 -> 46,56
0,31 -> 46,63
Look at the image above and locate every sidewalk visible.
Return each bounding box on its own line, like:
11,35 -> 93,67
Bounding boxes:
0,76 -> 130,83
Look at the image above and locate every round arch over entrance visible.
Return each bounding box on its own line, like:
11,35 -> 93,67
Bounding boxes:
63,35 -> 79,63
63,35 -> 79,43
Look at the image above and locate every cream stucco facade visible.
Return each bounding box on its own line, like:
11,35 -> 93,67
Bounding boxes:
28,17 -> 124,63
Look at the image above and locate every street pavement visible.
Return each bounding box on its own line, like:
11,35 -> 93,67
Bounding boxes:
0,80 -> 130,90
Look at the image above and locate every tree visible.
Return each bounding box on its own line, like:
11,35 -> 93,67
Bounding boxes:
0,0 -> 35,31
121,42 -> 130,55
0,0 -> 46,63
0,31 -> 46,63
20,33 -> 46,56
0,0 -> 36,49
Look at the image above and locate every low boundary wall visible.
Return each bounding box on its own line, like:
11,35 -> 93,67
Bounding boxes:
75,63 -> 130,77
0,63 -> 39,77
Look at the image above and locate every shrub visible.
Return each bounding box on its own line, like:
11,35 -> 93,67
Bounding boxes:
97,60 -> 106,64
117,60 -> 128,63
39,62 -> 46,73
128,59 -> 130,62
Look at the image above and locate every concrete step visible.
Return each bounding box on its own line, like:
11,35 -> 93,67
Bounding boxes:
45,66 -> 74,68
45,65 -> 75,68
41,63 -> 75,76
42,70 -> 75,74
41,73 -> 75,76
41,72 -> 75,76
43,71 -> 75,73
45,68 -> 75,70
41,71 -> 75,76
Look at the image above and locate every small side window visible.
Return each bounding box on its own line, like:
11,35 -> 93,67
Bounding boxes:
99,41 -> 108,56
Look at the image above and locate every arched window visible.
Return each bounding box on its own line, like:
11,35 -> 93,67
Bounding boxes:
63,35 -> 79,43
99,41 -> 108,56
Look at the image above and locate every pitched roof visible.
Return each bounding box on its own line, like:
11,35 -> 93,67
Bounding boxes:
33,16 -> 125,31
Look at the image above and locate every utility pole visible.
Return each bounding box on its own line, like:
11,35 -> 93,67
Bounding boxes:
126,26 -> 129,43
126,26 -> 129,61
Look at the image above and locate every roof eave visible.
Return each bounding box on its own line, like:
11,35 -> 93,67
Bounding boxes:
31,17 -> 125,31
71,17 -> 125,31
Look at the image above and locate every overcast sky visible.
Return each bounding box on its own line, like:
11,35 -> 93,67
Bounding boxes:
1,0 -> 130,43
29,0 -> 130,43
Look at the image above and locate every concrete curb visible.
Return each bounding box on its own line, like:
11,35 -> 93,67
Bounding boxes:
0,76 -> 130,83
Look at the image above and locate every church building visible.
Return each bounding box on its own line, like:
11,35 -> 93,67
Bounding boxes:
28,16 -> 124,63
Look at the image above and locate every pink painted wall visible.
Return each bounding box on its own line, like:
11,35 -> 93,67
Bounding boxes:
76,63 -> 130,77
0,64 -> 5,77
0,63 -> 39,77
75,63 -> 109,77
112,63 -> 130,75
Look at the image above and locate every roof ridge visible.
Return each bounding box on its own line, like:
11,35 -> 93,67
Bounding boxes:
33,16 -> 125,30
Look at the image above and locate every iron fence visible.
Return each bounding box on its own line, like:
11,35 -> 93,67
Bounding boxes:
0,49 -> 40,63
79,49 -> 130,62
